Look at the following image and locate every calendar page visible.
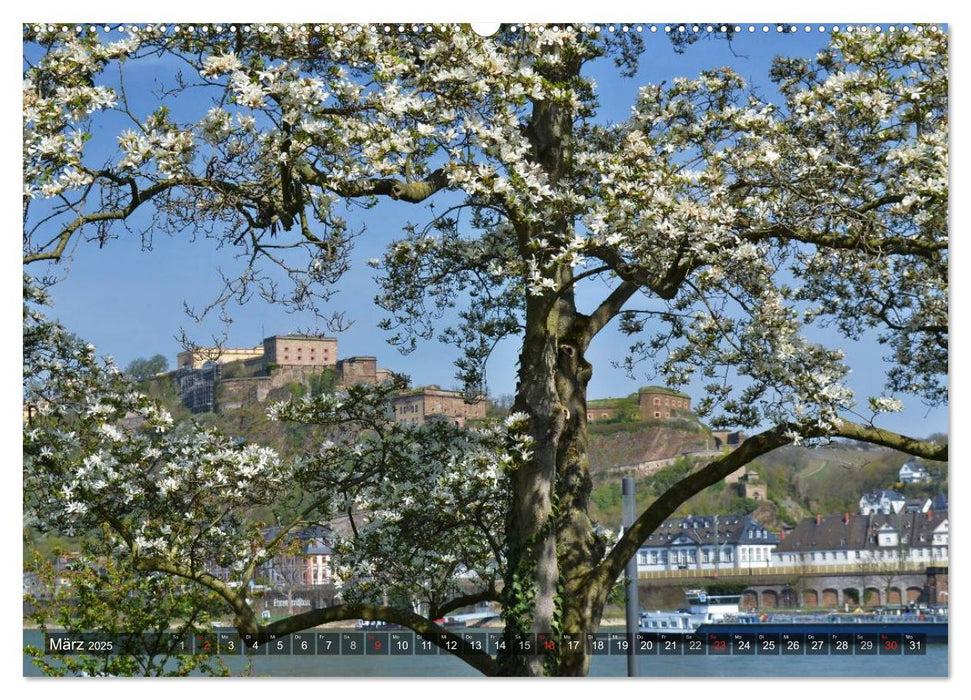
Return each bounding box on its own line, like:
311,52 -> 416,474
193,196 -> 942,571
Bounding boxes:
22,20 -> 948,681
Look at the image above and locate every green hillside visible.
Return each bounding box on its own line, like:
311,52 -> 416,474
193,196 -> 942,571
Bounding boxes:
586,438 -> 948,533
133,376 -> 951,536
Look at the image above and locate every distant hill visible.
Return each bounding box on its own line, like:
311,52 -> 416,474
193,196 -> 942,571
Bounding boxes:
587,436 -> 947,533
142,375 -> 948,534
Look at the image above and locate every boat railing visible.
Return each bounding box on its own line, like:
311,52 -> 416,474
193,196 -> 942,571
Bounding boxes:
719,613 -> 947,625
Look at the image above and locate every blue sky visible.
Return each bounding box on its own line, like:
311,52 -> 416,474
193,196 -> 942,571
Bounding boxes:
26,24 -> 948,438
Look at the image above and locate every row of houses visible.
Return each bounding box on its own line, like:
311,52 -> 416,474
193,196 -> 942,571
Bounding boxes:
34,509 -> 947,603
201,525 -> 337,589
634,511 -> 948,573
772,511 -> 949,567
858,488 -> 947,515
635,515 -> 779,571
244,509 -> 949,589
255,525 -> 335,588
220,509 -> 950,590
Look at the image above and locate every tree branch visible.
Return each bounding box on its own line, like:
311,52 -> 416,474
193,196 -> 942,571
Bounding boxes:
24,161 -> 451,267
297,164 -> 450,204
429,587 -> 501,620
831,420 -> 947,460
132,556 -> 252,627
740,220 -> 945,259
590,419 -> 946,595
132,554 -> 500,674
586,246 -> 689,300
262,603 -> 497,676
582,279 -> 641,341
23,180 -> 177,265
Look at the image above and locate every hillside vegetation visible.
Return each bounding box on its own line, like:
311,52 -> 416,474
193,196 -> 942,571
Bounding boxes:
140,376 -> 949,535
588,437 -> 947,532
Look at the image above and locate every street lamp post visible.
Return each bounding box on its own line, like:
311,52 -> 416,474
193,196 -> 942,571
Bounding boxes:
622,477 -> 639,678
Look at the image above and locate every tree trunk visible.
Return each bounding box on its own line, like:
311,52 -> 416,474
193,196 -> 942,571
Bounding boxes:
497,49 -> 613,676
553,323 -> 608,676
500,297 -> 564,676
500,290 -> 612,675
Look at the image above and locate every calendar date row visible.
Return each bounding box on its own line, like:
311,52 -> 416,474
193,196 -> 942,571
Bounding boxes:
44,630 -> 927,656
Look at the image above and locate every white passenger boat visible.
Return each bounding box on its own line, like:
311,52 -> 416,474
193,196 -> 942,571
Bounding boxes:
639,589 -> 742,634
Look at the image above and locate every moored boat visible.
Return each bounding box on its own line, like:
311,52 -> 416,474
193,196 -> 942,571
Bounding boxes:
355,619 -> 405,631
639,589 -> 743,634
639,589 -> 948,643
697,611 -> 948,643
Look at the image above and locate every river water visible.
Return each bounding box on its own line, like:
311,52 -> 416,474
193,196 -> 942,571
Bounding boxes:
22,628 -> 947,677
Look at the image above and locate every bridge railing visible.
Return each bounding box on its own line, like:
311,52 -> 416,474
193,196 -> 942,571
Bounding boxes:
636,561 -> 948,580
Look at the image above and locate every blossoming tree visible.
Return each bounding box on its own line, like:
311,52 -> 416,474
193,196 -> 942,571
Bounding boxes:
23,24 -> 947,676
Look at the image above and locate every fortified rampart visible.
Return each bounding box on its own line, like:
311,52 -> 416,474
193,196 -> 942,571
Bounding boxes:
174,334 -> 393,413
635,565 -> 949,610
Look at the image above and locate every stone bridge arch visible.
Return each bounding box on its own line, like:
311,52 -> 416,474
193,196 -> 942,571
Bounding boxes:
864,587 -> 881,606
842,588 -> 860,606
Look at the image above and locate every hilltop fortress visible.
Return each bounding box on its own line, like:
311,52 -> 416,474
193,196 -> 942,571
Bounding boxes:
173,336 -> 718,434
586,387 -> 692,423
173,334 -> 487,426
